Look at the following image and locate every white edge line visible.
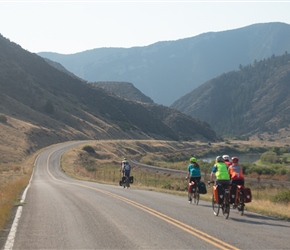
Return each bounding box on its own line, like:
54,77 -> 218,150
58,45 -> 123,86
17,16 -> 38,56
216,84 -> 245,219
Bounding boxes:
3,154 -> 38,250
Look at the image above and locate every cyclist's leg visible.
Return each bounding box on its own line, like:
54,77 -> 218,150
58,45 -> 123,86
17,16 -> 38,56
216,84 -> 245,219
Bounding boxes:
125,172 -> 130,188
188,191 -> 192,201
221,182 -> 231,218
188,177 -> 197,202
230,182 -> 237,206
188,179 -> 193,202
216,180 -> 231,203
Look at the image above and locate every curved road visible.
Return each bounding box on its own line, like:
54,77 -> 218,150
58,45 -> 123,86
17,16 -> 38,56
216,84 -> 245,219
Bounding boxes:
3,141 -> 290,250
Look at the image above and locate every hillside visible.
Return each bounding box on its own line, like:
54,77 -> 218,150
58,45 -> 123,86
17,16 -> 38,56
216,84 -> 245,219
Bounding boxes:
171,53 -> 290,138
89,81 -> 153,103
38,22 -> 290,106
0,34 -> 218,162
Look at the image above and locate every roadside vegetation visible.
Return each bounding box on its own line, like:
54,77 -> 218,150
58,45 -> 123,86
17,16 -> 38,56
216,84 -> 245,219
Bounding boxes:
0,157 -> 34,235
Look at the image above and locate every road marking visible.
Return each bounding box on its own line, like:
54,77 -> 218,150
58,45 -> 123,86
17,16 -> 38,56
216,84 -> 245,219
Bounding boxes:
46,150 -> 239,250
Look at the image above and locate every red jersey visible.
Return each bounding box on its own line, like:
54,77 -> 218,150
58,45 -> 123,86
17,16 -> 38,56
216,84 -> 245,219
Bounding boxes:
228,164 -> 244,180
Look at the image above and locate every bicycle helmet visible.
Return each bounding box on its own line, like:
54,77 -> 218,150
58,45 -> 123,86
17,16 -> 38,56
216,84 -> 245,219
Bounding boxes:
222,155 -> 230,161
232,156 -> 239,163
216,156 -> 224,162
123,158 -> 127,161
190,157 -> 197,163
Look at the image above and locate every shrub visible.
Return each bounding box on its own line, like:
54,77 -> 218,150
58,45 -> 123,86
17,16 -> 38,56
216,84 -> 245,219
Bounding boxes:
82,145 -> 95,154
162,183 -> 173,190
272,191 -> 290,204
0,114 -> 7,123
279,169 -> 287,175
242,162 -> 253,175
85,164 -> 97,172
272,147 -> 282,155
260,151 -> 280,164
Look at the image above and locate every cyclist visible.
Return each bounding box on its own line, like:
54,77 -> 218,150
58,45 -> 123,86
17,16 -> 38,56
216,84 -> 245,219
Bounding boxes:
120,158 -> 128,171
222,155 -> 232,168
209,156 -> 231,185
185,157 -> 201,202
120,158 -> 131,188
209,156 -> 231,205
228,156 -> 245,204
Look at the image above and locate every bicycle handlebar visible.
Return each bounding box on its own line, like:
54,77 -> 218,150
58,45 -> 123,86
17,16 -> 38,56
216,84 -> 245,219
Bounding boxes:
207,181 -> 214,187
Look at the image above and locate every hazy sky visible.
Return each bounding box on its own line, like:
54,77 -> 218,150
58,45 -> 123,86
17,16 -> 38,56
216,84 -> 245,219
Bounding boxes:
1,1 -> 290,54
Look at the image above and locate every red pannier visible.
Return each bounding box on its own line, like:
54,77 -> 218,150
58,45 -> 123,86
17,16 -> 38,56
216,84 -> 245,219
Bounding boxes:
213,185 -> 224,204
243,187 -> 252,203
188,181 -> 196,193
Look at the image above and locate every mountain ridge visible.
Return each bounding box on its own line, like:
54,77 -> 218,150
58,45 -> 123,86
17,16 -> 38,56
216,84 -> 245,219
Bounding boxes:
171,53 -> 290,137
38,22 -> 290,106
89,81 -> 154,103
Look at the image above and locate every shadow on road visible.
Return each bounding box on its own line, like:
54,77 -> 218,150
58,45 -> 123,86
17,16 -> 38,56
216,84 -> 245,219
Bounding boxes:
230,212 -> 290,227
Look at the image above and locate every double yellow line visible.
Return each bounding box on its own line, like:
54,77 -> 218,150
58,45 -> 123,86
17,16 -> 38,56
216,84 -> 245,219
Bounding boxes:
46,151 -> 239,250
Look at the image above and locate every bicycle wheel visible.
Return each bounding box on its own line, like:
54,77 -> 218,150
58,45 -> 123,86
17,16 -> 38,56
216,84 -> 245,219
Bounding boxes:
212,195 -> 219,216
193,190 -> 199,205
222,191 -> 230,219
237,190 -> 244,216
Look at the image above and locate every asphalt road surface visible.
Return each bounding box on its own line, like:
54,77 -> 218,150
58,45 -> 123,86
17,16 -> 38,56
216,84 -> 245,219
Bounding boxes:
3,141 -> 290,250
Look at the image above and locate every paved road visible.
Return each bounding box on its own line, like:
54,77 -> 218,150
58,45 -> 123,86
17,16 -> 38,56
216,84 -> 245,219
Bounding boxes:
3,141 -> 290,250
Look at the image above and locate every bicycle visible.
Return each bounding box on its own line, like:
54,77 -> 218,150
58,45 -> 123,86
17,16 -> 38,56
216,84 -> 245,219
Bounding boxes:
208,181 -> 231,219
187,180 -> 200,205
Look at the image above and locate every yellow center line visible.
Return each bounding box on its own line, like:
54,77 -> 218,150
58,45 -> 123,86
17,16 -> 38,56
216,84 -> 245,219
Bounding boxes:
46,151 -> 240,250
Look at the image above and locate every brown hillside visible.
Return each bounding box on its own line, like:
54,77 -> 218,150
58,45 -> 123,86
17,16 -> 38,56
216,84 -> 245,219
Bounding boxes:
0,33 -> 218,161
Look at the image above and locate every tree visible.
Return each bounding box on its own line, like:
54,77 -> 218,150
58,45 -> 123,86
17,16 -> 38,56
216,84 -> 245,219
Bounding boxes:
260,151 -> 280,164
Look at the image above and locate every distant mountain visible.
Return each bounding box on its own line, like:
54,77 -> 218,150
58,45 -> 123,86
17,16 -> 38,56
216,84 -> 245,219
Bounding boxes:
171,53 -> 290,137
43,57 -> 81,80
44,58 -> 153,103
38,22 -> 290,106
0,34 -> 217,155
89,81 -> 154,103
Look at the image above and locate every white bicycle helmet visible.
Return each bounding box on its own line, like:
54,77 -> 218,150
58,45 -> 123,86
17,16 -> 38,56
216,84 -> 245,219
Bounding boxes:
222,155 -> 230,161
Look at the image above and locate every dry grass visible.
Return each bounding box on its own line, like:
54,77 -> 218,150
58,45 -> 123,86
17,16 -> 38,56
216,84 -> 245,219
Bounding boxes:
0,174 -> 29,229
245,200 -> 290,220
0,117 -> 34,164
0,160 -> 34,232
0,116 -> 39,233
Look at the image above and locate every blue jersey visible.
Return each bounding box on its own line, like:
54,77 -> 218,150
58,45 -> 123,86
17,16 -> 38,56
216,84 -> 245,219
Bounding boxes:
123,163 -> 131,175
188,163 -> 201,177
